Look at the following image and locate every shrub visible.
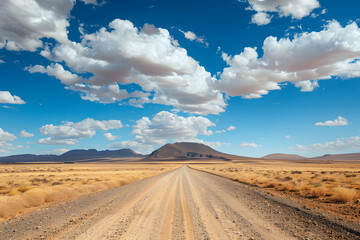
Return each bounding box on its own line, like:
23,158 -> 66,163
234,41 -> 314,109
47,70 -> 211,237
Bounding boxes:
311,187 -> 327,198
333,187 -> 358,203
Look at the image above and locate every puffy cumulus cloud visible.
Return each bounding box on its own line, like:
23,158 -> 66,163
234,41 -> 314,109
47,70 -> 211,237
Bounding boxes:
179,29 -> 209,47
216,21 -> 360,99
295,136 -> 360,152
294,80 -> 319,92
0,128 -> 17,142
107,111 -> 219,153
0,91 -> 25,104
0,128 -> 21,153
20,130 -> 34,138
251,12 -> 272,25
243,0 -> 320,25
41,20 -> 225,115
26,63 -> 83,85
0,0 -> 73,51
104,132 -> 118,140
315,116 -> 348,126
38,118 -> 123,145
66,84 -> 150,105
240,141 -> 262,148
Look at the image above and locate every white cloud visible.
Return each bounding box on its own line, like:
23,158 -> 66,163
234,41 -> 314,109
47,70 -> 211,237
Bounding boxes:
38,118 -> 123,145
104,132 -> 118,140
80,0 -> 98,5
0,59 -> 5,63
285,135 -> 291,139
20,130 -> 34,138
243,0 -> 320,25
251,12 -> 272,25
294,80 -> 319,92
0,143 -> 23,153
38,138 -> 77,145
240,141 -> 262,148
0,128 -> 17,142
40,20 -> 225,115
0,91 -> 25,104
315,116 -> 348,126
179,29 -> 209,46
26,63 -> 83,85
0,128 -> 20,153
215,125 -> 236,133
2,106 -> 15,110
108,111 -> 219,153
227,126 -> 236,131
66,84 -> 150,105
0,0 -> 73,51
295,136 -> 360,152
216,21 -> 360,99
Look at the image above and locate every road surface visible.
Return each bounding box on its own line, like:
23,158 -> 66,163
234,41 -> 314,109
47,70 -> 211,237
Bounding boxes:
1,165 -> 359,239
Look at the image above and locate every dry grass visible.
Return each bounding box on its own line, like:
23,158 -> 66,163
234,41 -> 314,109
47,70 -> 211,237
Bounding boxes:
191,163 -> 360,203
333,187 -> 358,203
0,163 -> 178,220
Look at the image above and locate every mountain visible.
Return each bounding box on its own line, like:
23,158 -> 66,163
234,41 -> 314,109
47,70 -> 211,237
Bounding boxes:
0,154 -> 57,163
143,142 -> 233,161
0,148 -> 143,163
310,153 -> 360,161
59,148 -> 142,161
262,153 -> 306,160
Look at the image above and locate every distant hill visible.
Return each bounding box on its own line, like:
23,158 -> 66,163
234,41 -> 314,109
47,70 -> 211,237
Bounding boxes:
60,149 -> 142,161
0,148 -> 143,163
261,152 -> 360,161
143,142 -> 233,161
310,153 -> 360,161
0,154 -> 57,163
262,153 -> 306,160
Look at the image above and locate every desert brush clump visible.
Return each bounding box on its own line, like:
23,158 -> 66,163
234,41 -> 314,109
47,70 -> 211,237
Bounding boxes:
332,187 -> 358,203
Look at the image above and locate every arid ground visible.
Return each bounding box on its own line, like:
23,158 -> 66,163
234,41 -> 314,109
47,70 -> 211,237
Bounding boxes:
0,163 -> 179,219
0,161 -> 360,239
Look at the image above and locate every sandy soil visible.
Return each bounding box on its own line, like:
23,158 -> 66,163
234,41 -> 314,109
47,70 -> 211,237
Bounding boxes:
0,165 -> 359,240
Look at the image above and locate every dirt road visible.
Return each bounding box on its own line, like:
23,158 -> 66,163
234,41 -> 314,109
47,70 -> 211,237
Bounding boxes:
1,165 -> 359,239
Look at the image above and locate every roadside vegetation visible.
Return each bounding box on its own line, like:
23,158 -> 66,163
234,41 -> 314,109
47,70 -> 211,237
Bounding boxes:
0,163 -> 178,219
191,162 -> 360,220
191,163 -> 360,202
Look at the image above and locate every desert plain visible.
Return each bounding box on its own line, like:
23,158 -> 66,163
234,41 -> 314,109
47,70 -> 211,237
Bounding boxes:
0,157 -> 359,240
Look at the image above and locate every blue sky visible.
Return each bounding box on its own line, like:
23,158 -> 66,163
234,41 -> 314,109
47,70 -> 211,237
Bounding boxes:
1,0 -> 360,157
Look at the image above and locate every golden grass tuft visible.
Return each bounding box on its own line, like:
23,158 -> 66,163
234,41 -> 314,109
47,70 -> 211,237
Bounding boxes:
332,187 -> 358,203
310,187 -> 327,198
